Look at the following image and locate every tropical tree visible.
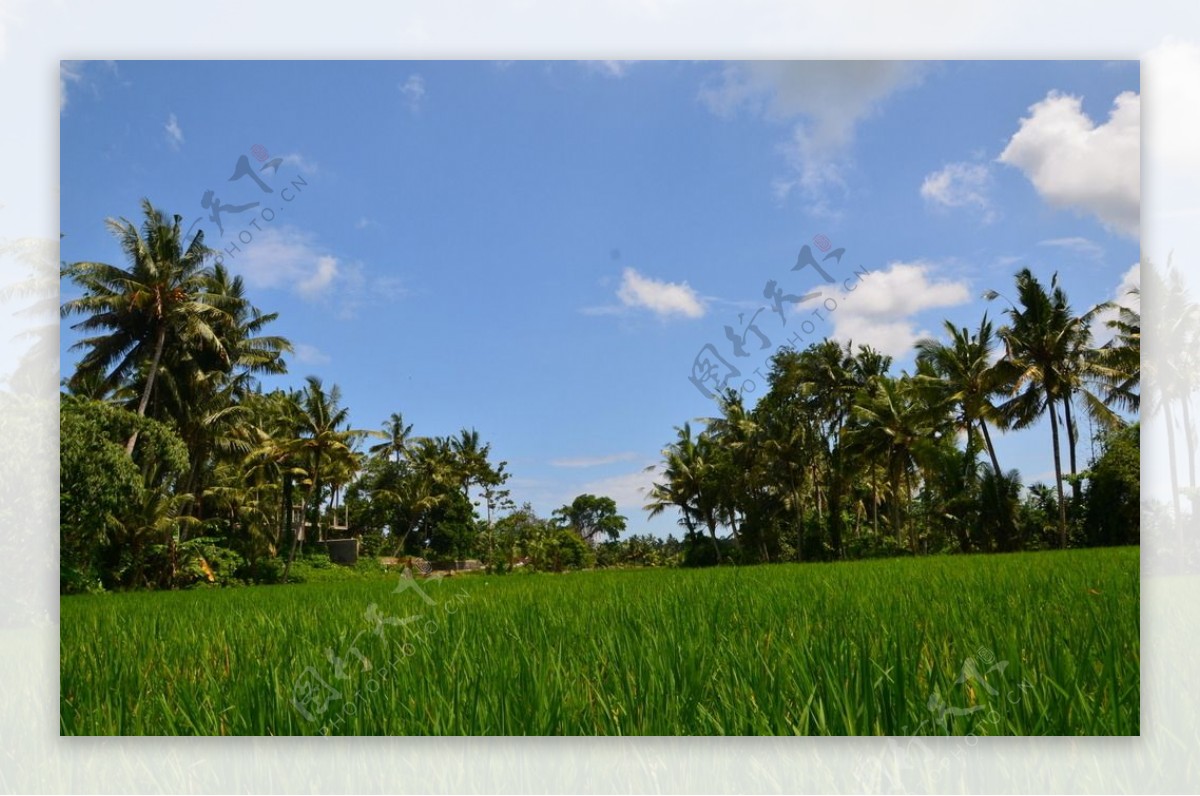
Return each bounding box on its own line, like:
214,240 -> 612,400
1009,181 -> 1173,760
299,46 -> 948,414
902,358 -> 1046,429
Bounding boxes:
916,314 -> 1007,477
1139,260 -> 1194,525
994,269 -> 1113,547
848,375 -> 937,552
61,199 -> 230,454
370,412 -> 415,464
646,423 -> 720,562
552,494 -> 627,544
279,377 -> 371,580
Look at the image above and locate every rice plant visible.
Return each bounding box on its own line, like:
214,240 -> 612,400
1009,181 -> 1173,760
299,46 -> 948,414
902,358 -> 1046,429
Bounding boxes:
60,547 -> 1139,735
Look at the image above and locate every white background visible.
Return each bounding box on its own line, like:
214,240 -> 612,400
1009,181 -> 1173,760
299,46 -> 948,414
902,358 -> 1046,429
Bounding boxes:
1,1 -> 1195,792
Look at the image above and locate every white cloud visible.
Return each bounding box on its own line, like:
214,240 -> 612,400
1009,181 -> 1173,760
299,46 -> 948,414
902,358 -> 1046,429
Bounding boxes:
228,226 -> 406,319
1038,236 -> 1104,260
921,162 -> 996,221
824,261 -> 971,358
230,226 -> 333,296
580,464 -> 661,518
616,267 -> 706,319
294,343 -> 331,366
700,61 -> 925,208
354,217 -> 375,230
998,90 -> 1140,237
550,452 -> 640,469
296,255 -> 339,299
60,61 -> 83,111
278,152 -> 318,175
164,113 -> 184,150
400,74 -> 425,112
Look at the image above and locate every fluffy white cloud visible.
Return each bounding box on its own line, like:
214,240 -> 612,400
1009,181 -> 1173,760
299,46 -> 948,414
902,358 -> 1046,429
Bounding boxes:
824,261 -> 971,358
580,463 -> 661,518
228,225 -> 407,319
277,152 -> 318,175
921,162 -> 995,221
998,90 -> 1140,237
60,61 -> 83,111
616,267 -> 706,319
294,343 -> 331,366
164,113 -> 184,150
296,255 -> 339,299
700,61 -> 925,206
231,226 -> 335,296
550,452 -> 640,468
400,74 -> 425,112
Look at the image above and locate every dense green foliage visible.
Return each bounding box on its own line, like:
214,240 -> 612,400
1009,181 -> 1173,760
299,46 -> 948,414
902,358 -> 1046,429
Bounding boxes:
60,548 -> 1139,735
60,395 -> 190,591
647,270 -> 1141,564
1082,423 -> 1140,547
59,199 -> 1140,596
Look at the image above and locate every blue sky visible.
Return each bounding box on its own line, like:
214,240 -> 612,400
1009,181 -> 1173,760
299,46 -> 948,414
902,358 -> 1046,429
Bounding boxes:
59,60 -> 1140,535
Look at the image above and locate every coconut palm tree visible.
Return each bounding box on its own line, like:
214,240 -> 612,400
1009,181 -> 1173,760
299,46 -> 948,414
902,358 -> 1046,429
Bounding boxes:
849,375 -> 934,552
62,199 -> 230,454
163,263 -> 292,523
370,412 -> 415,464
1092,290 -> 1141,414
915,314 -> 1007,478
278,377 -> 372,580
646,423 -> 722,562
994,269 -> 1079,547
1140,260 -> 1197,525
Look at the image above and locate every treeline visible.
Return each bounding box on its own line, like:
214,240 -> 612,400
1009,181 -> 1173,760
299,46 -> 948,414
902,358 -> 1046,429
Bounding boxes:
647,268 -> 1141,565
59,200 -> 631,593
58,199 -> 1143,591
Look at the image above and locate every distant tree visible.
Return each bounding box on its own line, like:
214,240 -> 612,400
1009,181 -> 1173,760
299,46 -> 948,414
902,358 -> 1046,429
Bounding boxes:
553,494 -> 627,544
1082,423 -> 1140,547
369,412 -> 414,464
916,314 -> 1007,477
994,269 -> 1114,547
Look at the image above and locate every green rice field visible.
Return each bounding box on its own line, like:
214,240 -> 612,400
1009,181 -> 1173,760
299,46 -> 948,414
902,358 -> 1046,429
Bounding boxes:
59,548 -> 1139,735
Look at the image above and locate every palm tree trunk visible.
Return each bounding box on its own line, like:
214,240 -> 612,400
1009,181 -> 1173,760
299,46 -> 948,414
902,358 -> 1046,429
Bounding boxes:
812,464 -> 824,536
1048,397 -> 1069,548
793,476 -> 805,563
125,324 -> 167,455
1062,396 -> 1082,504
282,490 -> 307,583
889,462 -> 902,545
904,465 -> 917,554
1164,399 -> 1182,526
1181,396 -> 1197,490
828,466 -> 844,558
281,473 -> 294,553
979,419 -> 1002,478
871,468 -> 879,539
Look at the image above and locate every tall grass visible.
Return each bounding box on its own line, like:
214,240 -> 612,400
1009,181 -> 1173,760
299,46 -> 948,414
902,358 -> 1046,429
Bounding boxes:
60,547 -> 1138,735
